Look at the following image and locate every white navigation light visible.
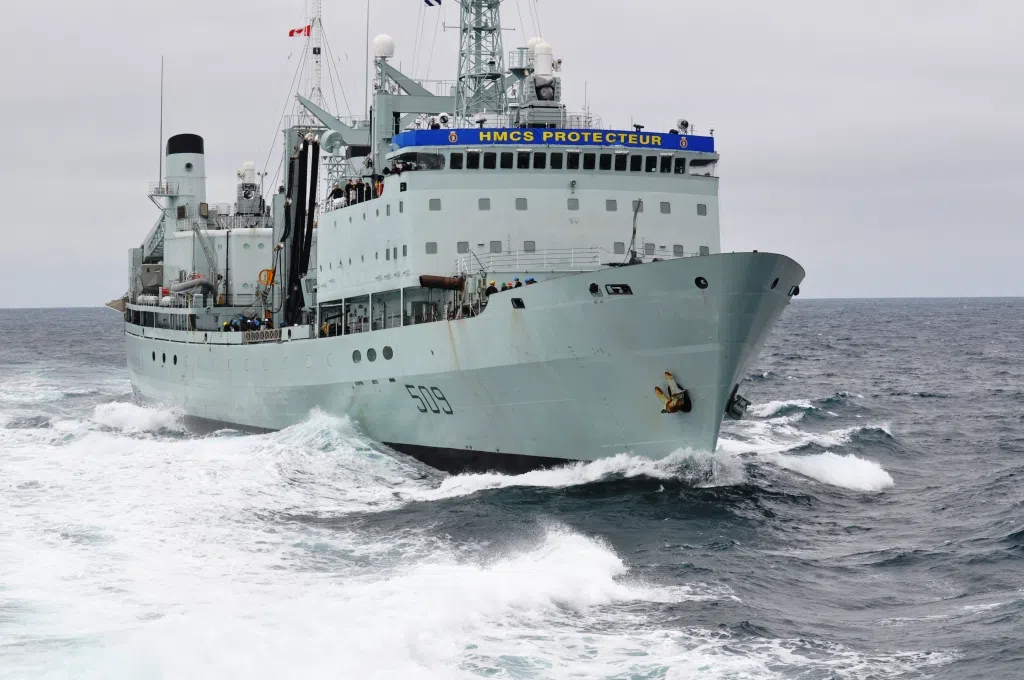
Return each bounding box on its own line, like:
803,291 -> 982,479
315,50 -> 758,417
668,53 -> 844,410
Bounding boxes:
372,34 -> 395,59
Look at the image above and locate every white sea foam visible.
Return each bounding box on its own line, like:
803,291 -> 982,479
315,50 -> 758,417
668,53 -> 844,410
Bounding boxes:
748,398 -> 815,418
767,451 -> 895,491
91,402 -> 184,432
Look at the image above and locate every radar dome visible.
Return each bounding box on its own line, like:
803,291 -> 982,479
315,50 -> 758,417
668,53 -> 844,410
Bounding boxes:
534,41 -> 554,78
372,34 -> 395,59
526,36 -> 543,57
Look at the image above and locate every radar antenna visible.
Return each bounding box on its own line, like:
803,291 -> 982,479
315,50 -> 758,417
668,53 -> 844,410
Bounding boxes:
454,0 -> 508,123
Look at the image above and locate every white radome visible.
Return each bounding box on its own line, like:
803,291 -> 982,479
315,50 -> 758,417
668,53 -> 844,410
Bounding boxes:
372,34 -> 396,59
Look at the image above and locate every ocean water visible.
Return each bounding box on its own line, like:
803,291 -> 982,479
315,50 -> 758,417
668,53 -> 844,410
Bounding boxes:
1,299 -> 1021,679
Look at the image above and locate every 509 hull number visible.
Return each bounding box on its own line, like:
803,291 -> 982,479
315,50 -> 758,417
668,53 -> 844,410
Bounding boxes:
406,385 -> 454,414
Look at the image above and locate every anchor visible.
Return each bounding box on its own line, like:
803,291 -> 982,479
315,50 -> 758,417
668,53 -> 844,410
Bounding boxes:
655,372 -> 692,414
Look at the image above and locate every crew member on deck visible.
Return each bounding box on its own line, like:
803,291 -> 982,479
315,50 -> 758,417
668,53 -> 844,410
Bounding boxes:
514,277 -> 522,288
485,280 -> 498,296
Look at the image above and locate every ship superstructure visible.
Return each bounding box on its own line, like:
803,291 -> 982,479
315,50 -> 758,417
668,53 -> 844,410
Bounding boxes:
122,1 -> 804,473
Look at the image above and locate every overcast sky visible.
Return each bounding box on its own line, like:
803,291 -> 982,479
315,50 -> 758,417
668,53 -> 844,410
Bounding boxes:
1,0 -> 1021,307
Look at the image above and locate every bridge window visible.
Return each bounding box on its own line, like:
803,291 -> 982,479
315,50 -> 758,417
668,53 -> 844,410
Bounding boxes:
689,158 -> 717,176
645,156 -> 658,173
660,201 -> 671,214
393,151 -> 445,170
478,197 -> 491,210
630,154 -> 643,172
567,151 -> 580,170
426,242 -> 437,254
393,247 -> 397,260
385,249 -> 390,260
632,200 -> 644,213
533,152 -> 546,169
583,153 -> 596,170
429,198 -> 441,211
524,240 -> 536,252
614,242 -> 625,254
466,151 -> 480,169
644,243 -> 655,255
516,197 -> 528,210
501,151 -> 514,169
402,245 -> 407,257
457,241 -> 469,254
550,152 -> 564,169
697,203 -> 707,216
483,151 -> 497,169
450,152 -> 464,169
567,198 -> 579,210
614,153 -> 628,171
490,241 -> 502,253
673,245 -> 684,256
674,158 -> 686,174
606,199 -> 617,212
599,153 -> 612,171
660,156 -> 673,173
516,151 -> 529,169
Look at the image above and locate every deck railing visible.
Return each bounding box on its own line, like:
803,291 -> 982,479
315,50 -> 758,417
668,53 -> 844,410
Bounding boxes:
454,247 -> 604,275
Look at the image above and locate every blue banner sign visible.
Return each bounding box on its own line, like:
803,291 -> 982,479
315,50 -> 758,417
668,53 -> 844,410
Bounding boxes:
392,128 -> 715,153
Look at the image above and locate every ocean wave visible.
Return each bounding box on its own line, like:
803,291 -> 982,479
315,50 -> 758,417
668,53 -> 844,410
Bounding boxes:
747,399 -> 816,418
766,451 -> 894,492
399,450 -> 747,502
91,402 -> 185,433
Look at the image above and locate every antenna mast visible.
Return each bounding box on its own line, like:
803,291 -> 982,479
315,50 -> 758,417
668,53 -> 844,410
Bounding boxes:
454,0 -> 508,123
158,56 -> 164,183
310,0 -> 324,108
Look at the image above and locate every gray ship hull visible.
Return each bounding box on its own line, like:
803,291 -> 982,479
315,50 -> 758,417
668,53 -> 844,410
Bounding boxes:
126,253 -> 804,472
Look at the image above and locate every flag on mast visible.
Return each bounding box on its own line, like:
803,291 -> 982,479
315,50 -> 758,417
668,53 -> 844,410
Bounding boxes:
288,25 -> 312,37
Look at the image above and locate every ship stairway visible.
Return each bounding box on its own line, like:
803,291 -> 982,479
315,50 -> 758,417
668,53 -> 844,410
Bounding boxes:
141,215 -> 164,263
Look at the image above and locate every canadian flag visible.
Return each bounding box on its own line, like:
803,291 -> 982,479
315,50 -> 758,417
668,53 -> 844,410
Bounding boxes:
289,25 -> 311,37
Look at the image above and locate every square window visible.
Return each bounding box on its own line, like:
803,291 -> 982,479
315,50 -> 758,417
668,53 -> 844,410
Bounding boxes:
490,241 -> 502,253
386,249 -> 390,260
450,152 -> 464,169
660,156 -> 673,173
697,203 -> 707,216
632,199 -> 644,213
457,241 -> 469,254
599,153 -> 612,170
523,240 -> 536,253
478,197 -> 491,210
674,157 -> 686,174
500,151 -> 514,169
699,245 -> 710,256
429,198 -> 441,211
644,242 -> 655,255
399,201 -> 404,213
645,156 -> 658,172
614,154 -> 627,171
567,152 -> 580,170
550,152 -> 564,169
630,154 -> 643,171
533,152 -> 546,169
483,152 -> 497,169
393,247 -> 397,260
426,242 -> 437,254
606,199 -> 617,212
402,245 -> 407,257
516,197 -> 528,210
517,151 -> 530,169
673,245 -> 684,256
583,153 -> 596,170
660,201 -> 671,214
466,151 -> 480,169
614,241 -> 625,254
567,198 -> 579,210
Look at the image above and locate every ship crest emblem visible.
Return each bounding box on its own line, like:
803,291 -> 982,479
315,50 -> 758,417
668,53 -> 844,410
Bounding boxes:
679,137 -> 688,149
448,131 -> 459,143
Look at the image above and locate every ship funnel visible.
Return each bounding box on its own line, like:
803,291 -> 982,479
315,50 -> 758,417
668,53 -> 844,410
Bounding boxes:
164,133 -> 207,227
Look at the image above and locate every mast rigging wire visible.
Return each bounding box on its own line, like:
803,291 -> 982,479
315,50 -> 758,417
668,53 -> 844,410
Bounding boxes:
259,47 -> 309,201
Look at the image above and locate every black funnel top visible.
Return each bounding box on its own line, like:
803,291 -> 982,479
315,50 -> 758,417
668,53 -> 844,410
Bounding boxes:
166,133 -> 205,155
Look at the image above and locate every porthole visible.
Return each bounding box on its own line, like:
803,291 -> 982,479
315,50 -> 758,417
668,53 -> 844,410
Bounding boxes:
695,276 -> 709,290
383,346 -> 393,360
771,277 -> 779,289
243,242 -> 251,250
152,351 -> 156,361
185,162 -> 193,171
287,329 -> 292,339
352,350 -> 362,363
258,243 -> 265,249
367,348 -> 377,362
162,353 -> 166,363
173,355 -> 177,365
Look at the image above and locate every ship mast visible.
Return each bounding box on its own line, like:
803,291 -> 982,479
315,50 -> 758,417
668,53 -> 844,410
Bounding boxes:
454,0 -> 508,123
309,0 -> 325,109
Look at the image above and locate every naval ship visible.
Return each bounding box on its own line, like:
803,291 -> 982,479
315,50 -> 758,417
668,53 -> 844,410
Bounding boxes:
122,0 -> 805,473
